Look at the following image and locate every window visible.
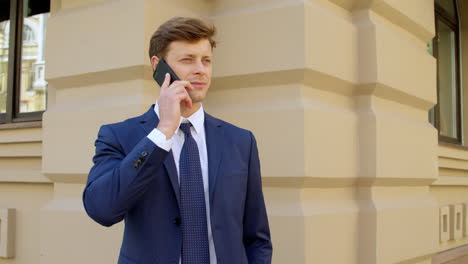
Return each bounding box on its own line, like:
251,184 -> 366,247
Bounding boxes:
23,25 -> 35,43
0,0 -> 50,123
430,0 -> 462,144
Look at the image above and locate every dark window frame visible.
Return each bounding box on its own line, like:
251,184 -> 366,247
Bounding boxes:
1,0 -> 49,124
432,1 -> 462,144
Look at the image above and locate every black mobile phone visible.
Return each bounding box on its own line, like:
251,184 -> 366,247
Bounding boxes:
153,59 -> 180,87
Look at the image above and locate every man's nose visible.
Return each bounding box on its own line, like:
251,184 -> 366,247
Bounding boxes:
193,60 -> 207,74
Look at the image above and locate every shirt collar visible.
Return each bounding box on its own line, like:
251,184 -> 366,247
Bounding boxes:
154,102 -> 205,135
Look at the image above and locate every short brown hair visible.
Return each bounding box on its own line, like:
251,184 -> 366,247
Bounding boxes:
148,17 -> 217,59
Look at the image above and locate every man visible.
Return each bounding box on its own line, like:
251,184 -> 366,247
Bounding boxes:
83,17 -> 272,264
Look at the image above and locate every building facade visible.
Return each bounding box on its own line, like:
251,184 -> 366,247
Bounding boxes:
0,0 -> 467,263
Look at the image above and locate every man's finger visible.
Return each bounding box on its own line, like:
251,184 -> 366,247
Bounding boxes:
179,94 -> 193,109
174,87 -> 187,94
184,97 -> 193,109
184,82 -> 194,91
161,73 -> 171,89
176,89 -> 192,108
170,80 -> 194,91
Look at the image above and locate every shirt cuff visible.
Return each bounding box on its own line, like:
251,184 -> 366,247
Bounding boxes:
147,128 -> 173,152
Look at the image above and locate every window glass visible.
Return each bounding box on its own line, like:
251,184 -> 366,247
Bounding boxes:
436,19 -> 458,138
0,3 -> 9,114
436,0 -> 456,18
428,41 -> 435,126
427,41 -> 434,56
19,0 -> 48,113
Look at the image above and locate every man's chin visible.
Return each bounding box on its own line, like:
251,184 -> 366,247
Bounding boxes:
189,93 -> 206,105
189,99 -> 204,106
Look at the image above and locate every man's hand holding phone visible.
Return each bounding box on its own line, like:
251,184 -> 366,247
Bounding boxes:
156,73 -> 194,139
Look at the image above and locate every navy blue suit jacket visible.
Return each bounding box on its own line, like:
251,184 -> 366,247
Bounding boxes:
83,106 -> 272,264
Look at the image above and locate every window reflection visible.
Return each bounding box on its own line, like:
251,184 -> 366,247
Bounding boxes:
437,20 -> 458,138
19,13 -> 48,113
427,41 -> 435,125
23,25 -> 35,43
0,20 -> 8,113
436,0 -> 456,18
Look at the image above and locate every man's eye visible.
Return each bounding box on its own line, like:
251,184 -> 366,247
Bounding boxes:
204,59 -> 211,64
181,58 -> 192,62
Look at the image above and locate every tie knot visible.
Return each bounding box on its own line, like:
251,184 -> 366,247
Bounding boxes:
179,122 -> 192,136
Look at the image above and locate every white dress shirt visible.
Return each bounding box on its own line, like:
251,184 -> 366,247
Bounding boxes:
147,103 -> 217,264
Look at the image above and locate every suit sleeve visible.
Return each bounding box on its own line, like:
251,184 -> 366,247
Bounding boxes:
243,132 -> 273,263
83,125 -> 169,227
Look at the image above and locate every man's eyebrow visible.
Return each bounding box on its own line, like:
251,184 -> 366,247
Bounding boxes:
178,54 -> 211,58
179,54 -> 195,58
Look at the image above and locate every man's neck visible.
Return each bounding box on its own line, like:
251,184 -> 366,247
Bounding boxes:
181,102 -> 201,118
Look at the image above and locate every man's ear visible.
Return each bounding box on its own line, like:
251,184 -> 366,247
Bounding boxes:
151,56 -> 160,71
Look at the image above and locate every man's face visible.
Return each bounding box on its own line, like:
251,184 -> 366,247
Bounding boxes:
164,39 -> 213,104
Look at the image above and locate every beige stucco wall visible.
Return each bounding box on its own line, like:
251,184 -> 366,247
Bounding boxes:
431,0 -> 468,260
0,125 -> 52,263
0,0 -> 467,263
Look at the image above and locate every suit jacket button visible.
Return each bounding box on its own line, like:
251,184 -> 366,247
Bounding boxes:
174,217 -> 181,226
140,151 -> 147,158
133,159 -> 142,168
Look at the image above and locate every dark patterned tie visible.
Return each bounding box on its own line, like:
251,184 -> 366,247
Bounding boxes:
179,122 -> 210,264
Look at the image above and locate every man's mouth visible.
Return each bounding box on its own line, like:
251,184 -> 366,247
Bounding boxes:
190,82 -> 206,89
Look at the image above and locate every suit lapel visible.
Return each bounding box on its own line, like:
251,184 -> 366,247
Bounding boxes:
204,113 -> 223,204
162,152 -> 180,205
139,105 -> 180,205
